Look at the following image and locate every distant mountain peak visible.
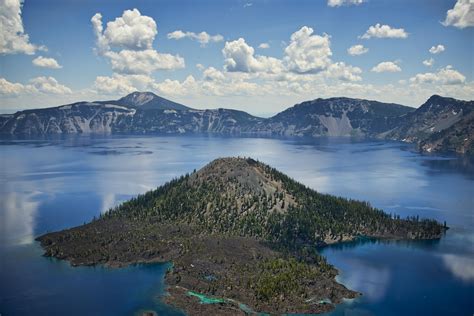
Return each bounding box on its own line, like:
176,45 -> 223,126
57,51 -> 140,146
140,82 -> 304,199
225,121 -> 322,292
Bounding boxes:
425,94 -> 451,103
417,94 -> 468,113
118,91 -> 158,106
116,91 -> 191,111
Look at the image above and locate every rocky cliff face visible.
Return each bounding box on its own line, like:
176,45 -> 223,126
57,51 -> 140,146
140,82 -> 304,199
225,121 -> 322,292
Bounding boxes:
0,102 -> 135,135
112,108 -> 263,134
380,95 -> 474,154
417,111 -> 474,154
1,92 -> 472,155
251,97 -> 412,137
0,92 -> 262,135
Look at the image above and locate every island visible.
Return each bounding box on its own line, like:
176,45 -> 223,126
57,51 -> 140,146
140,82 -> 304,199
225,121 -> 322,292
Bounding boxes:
36,157 -> 447,315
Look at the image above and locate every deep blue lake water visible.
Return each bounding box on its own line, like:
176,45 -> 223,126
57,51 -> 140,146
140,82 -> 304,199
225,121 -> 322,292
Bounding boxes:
0,135 -> 473,315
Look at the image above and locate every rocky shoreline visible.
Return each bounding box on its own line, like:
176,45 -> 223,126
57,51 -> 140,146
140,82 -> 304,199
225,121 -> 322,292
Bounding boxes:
37,223 -> 360,315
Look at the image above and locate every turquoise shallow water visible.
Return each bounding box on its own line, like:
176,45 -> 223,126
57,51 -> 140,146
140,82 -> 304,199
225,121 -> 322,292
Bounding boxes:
0,135 -> 473,315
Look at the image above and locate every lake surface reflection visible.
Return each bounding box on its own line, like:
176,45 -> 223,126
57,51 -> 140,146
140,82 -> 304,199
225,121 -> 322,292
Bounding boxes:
0,135 -> 473,315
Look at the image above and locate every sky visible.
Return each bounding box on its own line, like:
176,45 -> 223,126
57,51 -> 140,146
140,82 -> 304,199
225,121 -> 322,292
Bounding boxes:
0,0 -> 473,116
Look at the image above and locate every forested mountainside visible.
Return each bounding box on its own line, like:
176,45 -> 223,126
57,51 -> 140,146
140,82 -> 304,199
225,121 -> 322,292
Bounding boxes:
37,157 -> 445,314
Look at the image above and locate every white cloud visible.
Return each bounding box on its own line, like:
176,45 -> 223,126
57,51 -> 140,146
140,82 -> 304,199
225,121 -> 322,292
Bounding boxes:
258,42 -> 270,49
0,76 -> 71,95
167,30 -> 223,46
347,44 -> 368,56
153,75 -> 200,96
92,9 -> 157,51
0,0 -> 44,54
32,56 -> 62,69
442,0 -> 474,29
91,13 -> 108,53
29,76 -> 72,94
360,23 -> 408,39
409,66 -> 466,85
94,74 -> 155,95
429,44 -> 445,54
324,62 -> 362,82
423,58 -> 434,67
0,78 -> 32,95
104,49 -> 184,75
222,38 -> 283,73
328,0 -> 364,7
91,9 -> 184,75
284,26 -> 332,73
202,67 -> 226,81
220,26 -> 362,85
371,61 -> 401,73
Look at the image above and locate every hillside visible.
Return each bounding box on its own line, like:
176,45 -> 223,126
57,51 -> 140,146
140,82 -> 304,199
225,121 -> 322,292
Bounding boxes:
417,110 -> 474,155
0,102 -> 135,134
252,97 -> 412,137
37,158 -> 445,315
382,95 -> 473,149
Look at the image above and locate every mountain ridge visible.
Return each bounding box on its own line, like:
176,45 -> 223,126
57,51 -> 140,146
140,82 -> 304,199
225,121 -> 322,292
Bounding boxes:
1,92 -> 472,155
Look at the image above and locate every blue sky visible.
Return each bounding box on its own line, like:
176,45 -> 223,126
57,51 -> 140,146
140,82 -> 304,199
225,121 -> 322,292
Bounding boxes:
0,0 -> 473,115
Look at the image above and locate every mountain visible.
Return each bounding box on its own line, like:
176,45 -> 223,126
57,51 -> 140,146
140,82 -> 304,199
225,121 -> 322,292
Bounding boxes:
37,157 -> 445,315
251,97 -> 412,137
381,95 -> 474,154
1,92 -> 472,155
112,107 -> 263,134
0,102 -> 135,135
0,92 -> 262,135
418,110 -> 474,154
112,91 -> 191,111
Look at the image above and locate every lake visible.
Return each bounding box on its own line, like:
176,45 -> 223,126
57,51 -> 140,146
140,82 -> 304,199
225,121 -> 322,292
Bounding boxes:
0,135 -> 473,315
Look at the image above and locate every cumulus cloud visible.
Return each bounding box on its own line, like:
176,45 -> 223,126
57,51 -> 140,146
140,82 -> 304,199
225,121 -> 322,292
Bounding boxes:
92,9 -> 157,52
371,61 -> 401,73
360,23 -> 408,39
328,0 -> 364,7
442,0 -> 474,29
222,38 -> 283,73
0,76 -> 71,95
153,75 -> 200,96
91,9 -> 184,75
29,77 -> 72,94
167,30 -> 223,46
324,62 -> 362,81
0,0 -> 44,54
284,26 -> 332,73
94,74 -> 155,95
429,44 -> 445,54
347,44 -> 368,56
32,56 -> 62,69
104,49 -> 184,75
202,66 -> 226,81
0,78 -> 32,95
409,66 -> 466,85
423,58 -> 434,67
221,26 -> 363,86
258,42 -> 270,49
